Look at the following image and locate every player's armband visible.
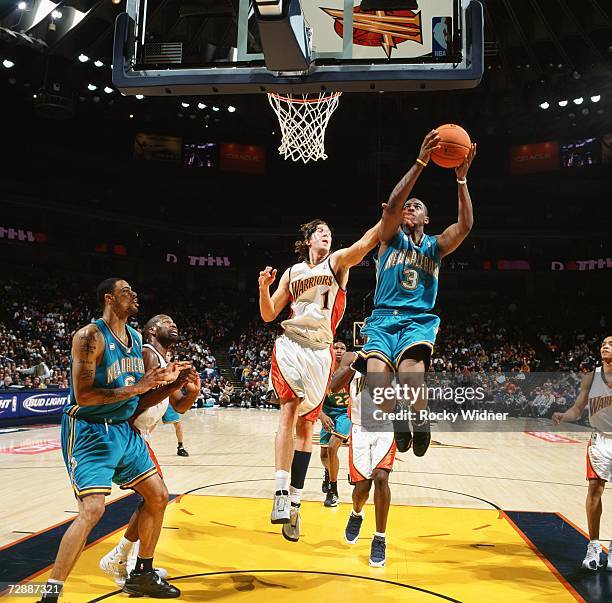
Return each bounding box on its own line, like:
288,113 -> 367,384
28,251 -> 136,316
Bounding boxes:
350,351 -> 368,374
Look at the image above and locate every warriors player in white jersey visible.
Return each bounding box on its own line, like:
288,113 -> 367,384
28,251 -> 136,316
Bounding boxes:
553,335 -> 612,571
330,349 -> 395,567
100,314 -> 200,587
259,218 -> 380,541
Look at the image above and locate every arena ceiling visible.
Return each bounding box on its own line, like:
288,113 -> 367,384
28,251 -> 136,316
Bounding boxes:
1,0 -> 611,136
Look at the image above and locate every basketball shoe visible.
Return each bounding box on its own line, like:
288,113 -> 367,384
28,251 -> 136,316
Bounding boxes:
99,550 -> 128,586
126,541 -> 168,581
270,491 -> 291,524
324,487 -> 339,507
344,512 -> 363,544
369,535 -> 386,567
582,540 -> 605,571
412,417 -> 431,457
123,571 -> 180,598
322,468 -> 330,493
282,505 -> 301,542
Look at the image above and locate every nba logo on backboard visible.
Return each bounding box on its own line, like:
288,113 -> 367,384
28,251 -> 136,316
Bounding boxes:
432,16 -> 452,58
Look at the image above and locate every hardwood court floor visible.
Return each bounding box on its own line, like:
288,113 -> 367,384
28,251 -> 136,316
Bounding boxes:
0,408 -> 610,602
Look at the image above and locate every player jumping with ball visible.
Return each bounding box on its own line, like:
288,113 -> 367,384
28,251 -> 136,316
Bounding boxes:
362,130 -> 476,455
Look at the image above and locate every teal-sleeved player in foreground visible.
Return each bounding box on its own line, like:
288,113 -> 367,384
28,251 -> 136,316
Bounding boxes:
39,278 -> 191,602
363,130 -> 476,455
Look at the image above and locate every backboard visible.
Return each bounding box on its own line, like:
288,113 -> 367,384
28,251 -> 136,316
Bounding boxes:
112,0 -> 483,95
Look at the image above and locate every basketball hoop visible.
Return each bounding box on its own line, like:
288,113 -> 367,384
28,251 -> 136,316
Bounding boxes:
267,91 -> 342,163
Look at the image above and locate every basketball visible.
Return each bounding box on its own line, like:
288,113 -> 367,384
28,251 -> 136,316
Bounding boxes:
431,124 -> 472,168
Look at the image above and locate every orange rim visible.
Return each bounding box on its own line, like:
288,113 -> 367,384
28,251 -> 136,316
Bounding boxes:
268,91 -> 342,104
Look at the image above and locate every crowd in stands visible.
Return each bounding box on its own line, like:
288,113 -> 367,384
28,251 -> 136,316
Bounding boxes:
1,277 -> 608,427
0,279 -> 233,402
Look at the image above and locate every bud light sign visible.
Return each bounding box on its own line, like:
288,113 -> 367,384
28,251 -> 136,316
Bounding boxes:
0,389 -> 70,421
20,392 -> 69,417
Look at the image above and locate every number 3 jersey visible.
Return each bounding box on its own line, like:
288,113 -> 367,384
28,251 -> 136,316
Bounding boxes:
373,230 -> 440,312
281,256 -> 346,349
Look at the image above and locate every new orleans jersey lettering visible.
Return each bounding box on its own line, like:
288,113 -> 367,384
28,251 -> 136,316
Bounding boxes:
106,357 -> 145,384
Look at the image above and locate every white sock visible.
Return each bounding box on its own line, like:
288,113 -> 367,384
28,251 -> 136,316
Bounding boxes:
275,470 -> 290,493
115,536 -> 135,558
352,507 -> 364,517
290,486 -> 302,506
374,531 -> 386,539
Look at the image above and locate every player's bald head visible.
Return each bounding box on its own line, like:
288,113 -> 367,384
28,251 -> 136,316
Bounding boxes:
144,314 -> 169,341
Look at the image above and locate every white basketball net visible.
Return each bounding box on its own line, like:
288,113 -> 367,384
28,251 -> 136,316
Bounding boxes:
267,91 -> 342,163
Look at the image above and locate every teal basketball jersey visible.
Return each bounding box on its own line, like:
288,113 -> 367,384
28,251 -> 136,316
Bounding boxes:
374,230 -> 440,313
65,319 -> 145,421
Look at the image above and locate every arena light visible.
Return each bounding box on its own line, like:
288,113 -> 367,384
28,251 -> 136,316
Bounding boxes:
78,53 -> 89,63
558,100 -> 568,107
87,83 -> 97,91
51,9 -> 62,19
539,102 -> 549,110
18,1 -> 27,9
227,105 -> 236,113
181,102 -> 190,108
103,86 -> 113,94
573,97 -> 583,105
94,60 -> 104,67
3,59 -> 15,68
591,95 -> 601,103
197,102 -> 206,109
212,106 -> 220,112
135,94 -> 144,100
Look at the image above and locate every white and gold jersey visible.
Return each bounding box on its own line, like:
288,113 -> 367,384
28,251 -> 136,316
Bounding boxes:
588,366 -> 612,435
132,344 -> 170,437
281,256 -> 346,349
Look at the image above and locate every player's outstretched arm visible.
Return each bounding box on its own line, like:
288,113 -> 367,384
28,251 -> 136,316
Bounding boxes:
552,372 -> 593,425
259,266 -> 291,322
71,325 -> 169,406
436,143 -> 476,258
379,130 -> 440,243
330,351 -> 357,393
332,221 -> 380,271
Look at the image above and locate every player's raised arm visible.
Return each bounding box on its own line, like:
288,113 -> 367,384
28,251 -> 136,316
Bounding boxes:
379,130 -> 440,243
259,266 -> 291,322
71,325 -> 168,406
436,143 -> 476,258
330,351 -> 357,393
552,372 -> 593,425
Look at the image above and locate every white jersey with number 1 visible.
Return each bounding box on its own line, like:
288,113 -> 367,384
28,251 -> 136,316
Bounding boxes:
281,256 -> 346,350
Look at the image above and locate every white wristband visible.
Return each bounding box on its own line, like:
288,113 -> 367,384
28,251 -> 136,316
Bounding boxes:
456,178 -> 467,185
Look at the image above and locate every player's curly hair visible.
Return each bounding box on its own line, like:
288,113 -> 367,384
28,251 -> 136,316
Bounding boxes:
294,219 -> 328,261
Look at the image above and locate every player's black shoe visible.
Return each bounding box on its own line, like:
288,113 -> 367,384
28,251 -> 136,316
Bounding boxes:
412,418 -> 431,457
322,468 -> 330,493
324,489 -> 339,507
393,426 -> 412,453
177,445 -> 189,457
123,571 -> 180,598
